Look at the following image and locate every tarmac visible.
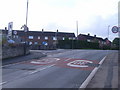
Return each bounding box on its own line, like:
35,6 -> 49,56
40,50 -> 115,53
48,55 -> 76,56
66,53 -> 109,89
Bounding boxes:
2,50 -> 119,89
86,51 -> 118,89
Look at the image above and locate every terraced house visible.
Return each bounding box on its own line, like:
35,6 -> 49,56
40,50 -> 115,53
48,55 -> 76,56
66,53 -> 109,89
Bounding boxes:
77,33 -> 111,48
1,29 -> 75,49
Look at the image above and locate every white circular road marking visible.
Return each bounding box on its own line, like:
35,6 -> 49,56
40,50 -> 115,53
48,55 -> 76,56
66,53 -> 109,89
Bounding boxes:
67,60 -> 93,68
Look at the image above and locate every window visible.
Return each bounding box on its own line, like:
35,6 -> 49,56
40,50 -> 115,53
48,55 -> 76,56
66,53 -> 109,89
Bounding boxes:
28,36 -> 33,39
13,35 -> 15,38
34,42 -> 38,45
38,36 -> 40,39
45,36 -> 48,40
104,42 -> 106,44
53,37 -> 57,40
87,39 -> 91,42
63,37 -> 65,40
16,35 -> 18,38
73,37 -> 75,40
69,37 -> 72,40
29,42 -> 32,45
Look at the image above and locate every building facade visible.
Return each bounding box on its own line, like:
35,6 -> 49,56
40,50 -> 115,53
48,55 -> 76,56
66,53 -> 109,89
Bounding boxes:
77,33 -> 111,48
1,29 -> 75,49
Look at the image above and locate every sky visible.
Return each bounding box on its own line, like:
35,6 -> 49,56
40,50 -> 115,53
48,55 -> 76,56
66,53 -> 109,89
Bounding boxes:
0,0 -> 119,41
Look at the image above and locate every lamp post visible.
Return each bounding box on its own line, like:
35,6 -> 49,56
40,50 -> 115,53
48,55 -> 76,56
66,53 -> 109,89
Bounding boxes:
76,21 -> 78,40
108,25 -> 110,40
21,0 -> 29,55
55,29 -> 58,49
26,0 -> 29,26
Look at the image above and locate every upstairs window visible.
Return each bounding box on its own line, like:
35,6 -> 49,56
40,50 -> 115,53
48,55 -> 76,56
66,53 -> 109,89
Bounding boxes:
69,37 -> 72,40
45,36 -> 48,40
38,36 -> 40,39
53,37 -> 57,40
73,37 -> 75,40
28,36 -> 33,39
87,39 -> 91,42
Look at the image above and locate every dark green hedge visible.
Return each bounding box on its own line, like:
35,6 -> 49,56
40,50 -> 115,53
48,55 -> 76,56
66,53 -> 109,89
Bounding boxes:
57,40 -> 99,49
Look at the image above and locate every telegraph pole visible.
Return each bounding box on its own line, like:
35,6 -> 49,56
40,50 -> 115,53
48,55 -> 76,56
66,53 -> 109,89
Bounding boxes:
108,25 -> 110,40
24,0 -> 29,55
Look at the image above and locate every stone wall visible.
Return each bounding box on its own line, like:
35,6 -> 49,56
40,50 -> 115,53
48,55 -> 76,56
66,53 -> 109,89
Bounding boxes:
2,44 -> 30,59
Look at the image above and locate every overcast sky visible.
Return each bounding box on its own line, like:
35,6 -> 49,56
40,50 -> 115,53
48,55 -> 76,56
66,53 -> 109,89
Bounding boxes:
0,0 -> 119,41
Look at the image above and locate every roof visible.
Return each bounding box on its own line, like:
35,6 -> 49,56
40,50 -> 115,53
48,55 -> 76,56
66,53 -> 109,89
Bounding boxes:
78,34 -> 104,41
1,29 -> 75,37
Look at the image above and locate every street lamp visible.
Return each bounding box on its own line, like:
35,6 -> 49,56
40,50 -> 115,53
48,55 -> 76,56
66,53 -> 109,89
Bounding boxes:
108,25 -> 110,40
55,29 -> 58,49
76,21 -> 78,40
21,0 -> 29,55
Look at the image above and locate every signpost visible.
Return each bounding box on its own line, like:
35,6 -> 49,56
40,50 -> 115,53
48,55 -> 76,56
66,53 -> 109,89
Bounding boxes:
13,30 -> 17,35
8,22 -> 13,38
112,26 -> 119,33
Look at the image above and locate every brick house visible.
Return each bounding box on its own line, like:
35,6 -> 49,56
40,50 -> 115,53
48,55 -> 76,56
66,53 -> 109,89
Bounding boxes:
77,33 -> 111,48
1,29 -> 75,49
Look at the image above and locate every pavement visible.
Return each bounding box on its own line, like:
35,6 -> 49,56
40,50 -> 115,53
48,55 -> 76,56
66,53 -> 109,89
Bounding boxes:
2,50 -> 46,66
86,51 -> 118,88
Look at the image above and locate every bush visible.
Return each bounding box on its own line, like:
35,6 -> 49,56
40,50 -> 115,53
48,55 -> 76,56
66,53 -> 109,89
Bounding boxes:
57,40 -> 99,49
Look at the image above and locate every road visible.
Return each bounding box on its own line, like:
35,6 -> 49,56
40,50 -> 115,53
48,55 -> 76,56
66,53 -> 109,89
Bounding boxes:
2,49 -> 117,88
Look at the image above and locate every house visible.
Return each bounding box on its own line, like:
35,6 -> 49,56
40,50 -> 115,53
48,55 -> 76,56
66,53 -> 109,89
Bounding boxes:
1,29 -> 75,49
77,33 -> 111,48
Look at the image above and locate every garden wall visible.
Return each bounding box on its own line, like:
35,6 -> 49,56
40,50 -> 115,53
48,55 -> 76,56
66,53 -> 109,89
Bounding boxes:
2,44 -> 30,59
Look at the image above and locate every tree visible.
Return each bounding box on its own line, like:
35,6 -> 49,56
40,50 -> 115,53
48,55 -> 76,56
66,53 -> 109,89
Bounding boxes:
112,38 -> 120,46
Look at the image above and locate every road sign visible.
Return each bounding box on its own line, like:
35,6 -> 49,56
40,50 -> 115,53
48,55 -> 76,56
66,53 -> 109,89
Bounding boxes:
112,26 -> 119,33
8,22 -> 13,37
13,30 -> 17,35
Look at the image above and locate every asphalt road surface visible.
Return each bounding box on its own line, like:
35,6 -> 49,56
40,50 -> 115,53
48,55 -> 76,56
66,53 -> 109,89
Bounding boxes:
2,49 -> 117,88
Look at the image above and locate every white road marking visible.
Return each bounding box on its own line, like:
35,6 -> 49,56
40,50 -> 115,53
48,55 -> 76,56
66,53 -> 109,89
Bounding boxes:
67,60 -> 93,68
29,64 -> 55,74
79,56 -> 106,88
0,82 -> 7,85
99,56 -> 106,65
64,58 -> 72,61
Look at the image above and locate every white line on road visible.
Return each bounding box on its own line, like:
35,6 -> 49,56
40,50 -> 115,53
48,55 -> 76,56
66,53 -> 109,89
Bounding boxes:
79,56 -> 106,88
64,58 -> 72,61
29,64 -> 55,74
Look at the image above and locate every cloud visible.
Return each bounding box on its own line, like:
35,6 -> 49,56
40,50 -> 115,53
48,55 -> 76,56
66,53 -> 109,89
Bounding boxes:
79,13 -> 118,41
0,0 -> 118,41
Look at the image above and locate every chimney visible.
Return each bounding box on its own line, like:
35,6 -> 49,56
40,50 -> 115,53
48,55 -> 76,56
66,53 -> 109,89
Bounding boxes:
94,35 -> 96,37
88,33 -> 90,36
42,29 -> 44,32
5,27 -> 7,30
5,27 -> 7,35
57,29 -> 58,32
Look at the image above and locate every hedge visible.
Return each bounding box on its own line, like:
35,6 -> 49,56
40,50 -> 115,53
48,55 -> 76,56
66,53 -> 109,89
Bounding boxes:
57,40 -> 99,49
